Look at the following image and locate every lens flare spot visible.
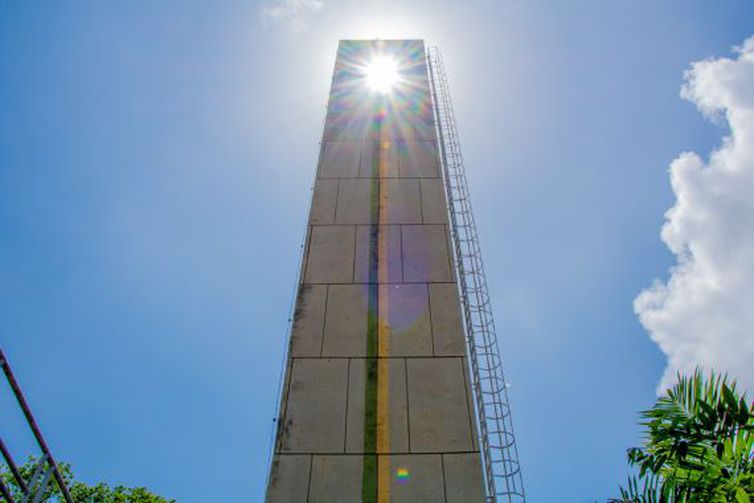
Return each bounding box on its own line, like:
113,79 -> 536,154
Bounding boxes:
396,467 -> 410,485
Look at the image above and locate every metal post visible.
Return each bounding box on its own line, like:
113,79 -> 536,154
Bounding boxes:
0,476 -> 17,503
0,349 -> 74,503
1,437 -> 29,495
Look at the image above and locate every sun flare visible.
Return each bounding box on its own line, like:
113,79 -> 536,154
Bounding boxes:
363,56 -> 399,93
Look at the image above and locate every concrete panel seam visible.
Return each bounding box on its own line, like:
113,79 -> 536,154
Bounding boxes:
357,138 -> 363,178
297,281 -> 460,286
418,176 -> 425,223
444,224 -> 454,280
279,449 -> 480,455
302,280 -> 453,285
306,454 -> 313,503
301,225 -> 313,290
318,285 -> 329,357
351,224 -> 357,282
404,357 -> 412,453
460,356 -> 477,450
289,355 -> 467,360
344,358 -> 351,453
399,223 -> 404,284
276,357 -> 296,452
333,179 -> 341,225
440,454 -> 449,503
315,141 -> 325,180
426,282 -> 436,356
319,175 -> 453,180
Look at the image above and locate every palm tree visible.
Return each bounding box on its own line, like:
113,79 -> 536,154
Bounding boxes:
615,370 -> 754,502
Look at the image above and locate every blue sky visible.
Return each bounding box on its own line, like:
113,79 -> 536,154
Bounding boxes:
2,1 -> 754,501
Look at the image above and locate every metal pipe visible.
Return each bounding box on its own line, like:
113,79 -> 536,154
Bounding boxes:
0,475 -> 17,503
0,437 -> 28,495
0,349 -> 73,503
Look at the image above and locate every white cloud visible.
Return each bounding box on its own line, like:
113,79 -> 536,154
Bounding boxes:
261,0 -> 324,30
635,35 -> 754,395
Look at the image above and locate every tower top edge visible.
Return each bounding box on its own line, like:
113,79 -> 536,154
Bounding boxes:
337,38 -> 425,44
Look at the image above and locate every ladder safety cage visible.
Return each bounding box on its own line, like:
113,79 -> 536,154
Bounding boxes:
427,46 -> 525,503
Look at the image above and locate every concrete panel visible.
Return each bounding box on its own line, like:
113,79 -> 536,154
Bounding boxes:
335,178 -> 374,224
382,179 -> 422,224
408,81 -> 431,98
379,119 -> 410,144
265,454 -> 310,503
386,358 -> 410,453
399,141 -> 439,178
345,358 -> 409,453
310,179 -> 338,225
290,284 -> 327,357
383,454 -> 444,502
443,453 -> 485,503
406,357 -> 473,452
461,358 -> 480,445
412,122 -> 437,142
354,225 -> 402,283
323,114 -> 372,142
358,141 -> 376,177
445,225 -> 458,283
429,283 -> 466,356
280,359 -> 348,452
345,358 -> 366,453
322,284 -> 368,357
309,455 -> 363,503
305,225 -> 355,284
270,40 -> 486,501
379,140 -> 400,178
420,178 -> 448,225
361,140 -> 399,178
402,225 -> 452,283
320,141 -> 361,177
387,284 -> 432,356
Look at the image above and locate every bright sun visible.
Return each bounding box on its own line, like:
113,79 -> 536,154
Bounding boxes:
364,56 -> 399,93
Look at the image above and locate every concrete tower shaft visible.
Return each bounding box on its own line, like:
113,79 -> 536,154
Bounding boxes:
266,39 -> 485,502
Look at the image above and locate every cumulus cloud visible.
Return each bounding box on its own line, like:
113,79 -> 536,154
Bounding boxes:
635,36 -> 754,394
261,0 -> 323,30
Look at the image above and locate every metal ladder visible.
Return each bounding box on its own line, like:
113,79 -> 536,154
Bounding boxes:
427,45 -> 525,503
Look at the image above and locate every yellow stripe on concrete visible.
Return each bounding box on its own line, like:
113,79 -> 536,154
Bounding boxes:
377,139 -> 392,503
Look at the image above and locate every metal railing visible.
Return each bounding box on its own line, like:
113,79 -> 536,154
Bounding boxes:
0,348 -> 73,503
427,46 -> 525,503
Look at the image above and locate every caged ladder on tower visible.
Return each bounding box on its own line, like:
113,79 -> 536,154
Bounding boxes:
427,45 -> 526,503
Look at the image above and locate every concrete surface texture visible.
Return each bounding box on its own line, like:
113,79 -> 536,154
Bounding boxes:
267,39 -> 485,502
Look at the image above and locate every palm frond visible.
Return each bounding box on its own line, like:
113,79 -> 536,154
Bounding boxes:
614,370 -> 754,502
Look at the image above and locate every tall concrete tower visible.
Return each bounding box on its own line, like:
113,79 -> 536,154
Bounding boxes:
266,40 -> 523,502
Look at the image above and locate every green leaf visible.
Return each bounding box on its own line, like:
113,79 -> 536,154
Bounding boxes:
614,370 -> 754,502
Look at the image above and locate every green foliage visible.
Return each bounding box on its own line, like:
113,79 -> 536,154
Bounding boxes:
614,370 -> 754,502
1,457 -> 174,503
